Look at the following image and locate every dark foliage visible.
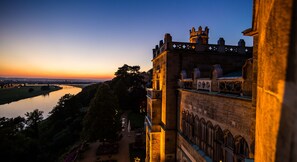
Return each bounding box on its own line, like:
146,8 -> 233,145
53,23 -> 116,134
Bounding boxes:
82,83 -> 121,142
40,85 -> 50,91
0,64 -> 149,162
0,83 -> 100,162
110,64 -> 148,112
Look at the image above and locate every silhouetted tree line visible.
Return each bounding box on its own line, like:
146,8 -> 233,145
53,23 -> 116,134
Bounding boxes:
82,64 -> 149,142
0,85 -> 99,162
110,64 -> 148,112
0,64 -> 150,162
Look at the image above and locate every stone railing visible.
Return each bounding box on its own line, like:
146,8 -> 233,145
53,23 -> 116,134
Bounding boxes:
179,79 -> 193,89
208,45 -> 252,53
147,88 -> 162,99
218,79 -> 243,94
172,42 -> 196,50
197,79 -> 212,92
153,42 -> 253,58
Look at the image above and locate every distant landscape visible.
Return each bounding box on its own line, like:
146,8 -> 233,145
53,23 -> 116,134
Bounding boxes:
0,85 -> 61,105
0,64 -> 149,162
0,78 -> 101,105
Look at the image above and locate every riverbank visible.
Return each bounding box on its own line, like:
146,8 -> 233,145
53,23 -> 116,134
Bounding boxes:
0,85 -> 62,105
68,83 -> 93,88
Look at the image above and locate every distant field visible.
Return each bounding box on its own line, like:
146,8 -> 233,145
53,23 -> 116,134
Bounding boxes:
0,85 -> 62,105
68,84 -> 92,88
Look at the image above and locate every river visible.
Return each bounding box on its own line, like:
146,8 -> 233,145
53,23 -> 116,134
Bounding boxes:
0,85 -> 82,118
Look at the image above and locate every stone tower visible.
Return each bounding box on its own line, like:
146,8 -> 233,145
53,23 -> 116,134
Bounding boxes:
189,26 -> 209,44
146,33 -> 178,162
145,25 -> 253,161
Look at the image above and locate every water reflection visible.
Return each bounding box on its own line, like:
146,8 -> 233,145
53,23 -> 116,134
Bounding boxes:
0,85 -> 81,118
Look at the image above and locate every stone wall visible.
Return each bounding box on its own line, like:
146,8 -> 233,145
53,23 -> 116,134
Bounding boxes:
251,0 -> 297,161
177,51 -> 251,78
177,133 -> 207,162
150,132 -> 161,162
179,89 -> 255,155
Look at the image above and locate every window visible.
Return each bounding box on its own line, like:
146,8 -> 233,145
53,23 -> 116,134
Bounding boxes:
200,119 -> 206,151
207,122 -> 214,158
224,131 -> 234,162
235,136 -> 249,162
194,116 -> 199,145
214,126 -> 223,162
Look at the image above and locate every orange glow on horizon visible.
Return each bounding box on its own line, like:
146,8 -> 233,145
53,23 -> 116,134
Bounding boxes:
0,73 -> 113,80
0,67 -> 114,80
0,57 -> 115,80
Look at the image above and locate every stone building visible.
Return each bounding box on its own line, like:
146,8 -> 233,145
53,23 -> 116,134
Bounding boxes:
243,0 -> 297,161
145,26 -> 255,162
145,0 -> 297,161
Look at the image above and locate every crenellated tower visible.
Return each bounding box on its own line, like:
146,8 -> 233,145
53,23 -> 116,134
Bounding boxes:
189,26 -> 209,44
146,25 -> 253,162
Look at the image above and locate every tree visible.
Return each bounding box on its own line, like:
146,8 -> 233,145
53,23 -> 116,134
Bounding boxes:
49,94 -> 74,116
28,88 -> 34,93
0,116 -> 25,137
82,83 -> 121,142
111,64 -> 147,111
25,109 -> 43,138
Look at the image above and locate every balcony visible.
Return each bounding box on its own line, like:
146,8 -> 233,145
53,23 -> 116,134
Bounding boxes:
147,88 -> 162,99
146,88 -> 162,131
197,79 -> 212,92
218,78 -> 243,94
179,79 -> 193,89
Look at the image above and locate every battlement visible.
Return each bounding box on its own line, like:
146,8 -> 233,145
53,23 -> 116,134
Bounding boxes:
189,26 -> 209,44
152,33 -> 252,59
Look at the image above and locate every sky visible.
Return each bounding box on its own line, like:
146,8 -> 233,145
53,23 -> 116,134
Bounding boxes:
0,0 -> 253,80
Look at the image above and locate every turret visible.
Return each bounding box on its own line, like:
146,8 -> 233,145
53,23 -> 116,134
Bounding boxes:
189,26 -> 209,44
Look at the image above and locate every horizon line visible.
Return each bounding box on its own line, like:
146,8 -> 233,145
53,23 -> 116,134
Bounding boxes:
0,76 -> 112,81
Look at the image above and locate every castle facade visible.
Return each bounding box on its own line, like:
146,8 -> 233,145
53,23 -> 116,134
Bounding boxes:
145,0 -> 297,161
145,26 -> 255,162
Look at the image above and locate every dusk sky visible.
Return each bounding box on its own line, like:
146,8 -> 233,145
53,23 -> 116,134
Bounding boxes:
0,0 -> 253,80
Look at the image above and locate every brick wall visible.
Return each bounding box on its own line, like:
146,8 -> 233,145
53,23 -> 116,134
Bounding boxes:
179,89 -> 255,154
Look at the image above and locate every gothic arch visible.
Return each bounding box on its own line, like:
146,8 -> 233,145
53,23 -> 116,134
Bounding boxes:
188,113 -> 194,140
206,121 -> 214,158
200,118 -> 207,150
213,125 -> 224,162
188,112 -> 194,124
224,130 -> 235,162
224,130 -> 235,149
194,115 -> 199,136
234,136 -> 249,158
214,125 -> 224,142
193,115 -> 200,145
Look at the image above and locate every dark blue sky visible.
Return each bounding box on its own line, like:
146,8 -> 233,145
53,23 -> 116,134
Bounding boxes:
0,0 -> 253,79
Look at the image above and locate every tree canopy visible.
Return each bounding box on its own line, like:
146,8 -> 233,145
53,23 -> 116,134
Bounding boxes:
82,83 -> 121,142
111,64 -> 147,111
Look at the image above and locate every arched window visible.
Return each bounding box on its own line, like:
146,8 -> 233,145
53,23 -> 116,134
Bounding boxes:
200,118 -> 206,151
206,122 -> 214,158
194,116 -> 199,145
188,113 -> 194,141
186,112 -> 192,123
224,130 -> 235,162
235,136 -> 249,162
213,126 -> 223,162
